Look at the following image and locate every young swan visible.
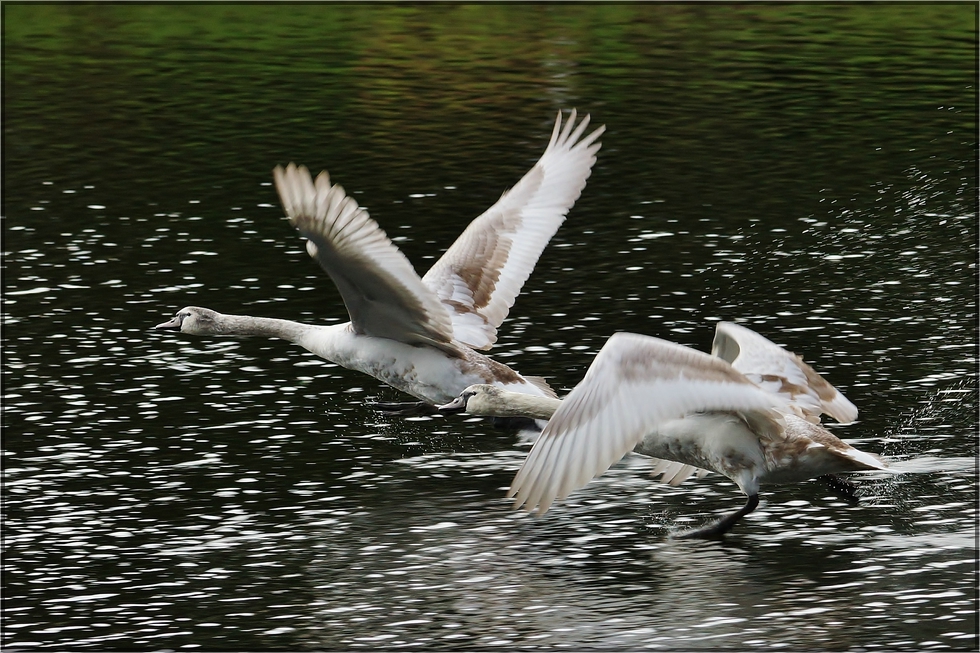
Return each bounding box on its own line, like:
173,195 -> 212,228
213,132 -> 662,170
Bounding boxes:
439,322 -> 889,538
155,110 -> 603,406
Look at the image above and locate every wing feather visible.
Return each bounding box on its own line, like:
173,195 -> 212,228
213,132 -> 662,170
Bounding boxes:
273,164 -> 457,351
421,110 -> 605,350
711,322 -> 858,423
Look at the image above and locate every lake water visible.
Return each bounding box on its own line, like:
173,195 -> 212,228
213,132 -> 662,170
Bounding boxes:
3,4 -> 977,651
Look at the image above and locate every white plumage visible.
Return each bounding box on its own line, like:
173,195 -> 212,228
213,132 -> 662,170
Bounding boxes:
156,111 -> 604,405
421,110 -> 604,350
711,321 -> 858,424
439,322 -> 890,537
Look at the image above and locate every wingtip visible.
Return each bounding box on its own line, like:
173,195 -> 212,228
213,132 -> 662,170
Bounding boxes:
828,396 -> 859,424
557,108 -> 578,143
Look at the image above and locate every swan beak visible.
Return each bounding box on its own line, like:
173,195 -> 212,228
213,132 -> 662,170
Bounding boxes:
437,396 -> 468,415
155,314 -> 183,330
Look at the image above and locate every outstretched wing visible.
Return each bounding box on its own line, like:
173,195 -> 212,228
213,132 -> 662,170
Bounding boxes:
711,321 -> 858,424
274,164 -> 458,353
507,332 -> 787,515
421,110 -> 604,350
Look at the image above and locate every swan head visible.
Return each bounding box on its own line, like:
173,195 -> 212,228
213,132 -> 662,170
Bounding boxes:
437,384 -> 503,416
154,306 -> 221,335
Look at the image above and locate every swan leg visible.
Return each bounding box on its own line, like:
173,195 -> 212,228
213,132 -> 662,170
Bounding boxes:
368,401 -> 439,416
818,474 -> 860,503
672,494 -> 760,540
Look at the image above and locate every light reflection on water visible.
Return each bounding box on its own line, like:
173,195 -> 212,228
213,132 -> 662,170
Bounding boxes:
4,172 -> 977,649
4,188 -> 977,650
4,6 -> 978,651
4,381 -> 976,651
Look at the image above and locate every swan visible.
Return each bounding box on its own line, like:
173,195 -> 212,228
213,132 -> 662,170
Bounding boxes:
438,322 -> 890,538
155,110 -> 604,406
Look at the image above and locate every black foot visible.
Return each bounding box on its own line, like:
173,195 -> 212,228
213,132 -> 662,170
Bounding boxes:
819,474 -> 860,503
368,401 -> 439,417
672,494 -> 760,540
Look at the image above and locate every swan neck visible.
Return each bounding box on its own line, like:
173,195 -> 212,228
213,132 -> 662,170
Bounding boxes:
216,313 -> 310,342
499,392 -> 562,421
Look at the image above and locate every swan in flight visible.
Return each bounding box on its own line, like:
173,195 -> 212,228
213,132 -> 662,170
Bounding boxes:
155,110 -> 604,406
438,322 -> 889,538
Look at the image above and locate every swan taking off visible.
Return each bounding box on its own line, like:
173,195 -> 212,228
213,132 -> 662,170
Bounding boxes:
155,111 -> 604,406
439,322 -> 889,538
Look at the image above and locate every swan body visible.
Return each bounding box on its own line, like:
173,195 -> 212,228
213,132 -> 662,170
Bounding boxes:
155,110 -> 604,405
438,323 -> 889,537
157,307 -> 548,404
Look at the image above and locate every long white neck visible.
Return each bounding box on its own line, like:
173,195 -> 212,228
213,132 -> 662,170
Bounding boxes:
477,391 -> 562,421
210,313 -> 314,342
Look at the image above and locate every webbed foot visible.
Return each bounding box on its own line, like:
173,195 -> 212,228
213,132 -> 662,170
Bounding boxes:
671,494 -> 760,540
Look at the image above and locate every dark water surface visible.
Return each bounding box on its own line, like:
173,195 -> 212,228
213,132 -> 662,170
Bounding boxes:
3,4 -> 977,651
